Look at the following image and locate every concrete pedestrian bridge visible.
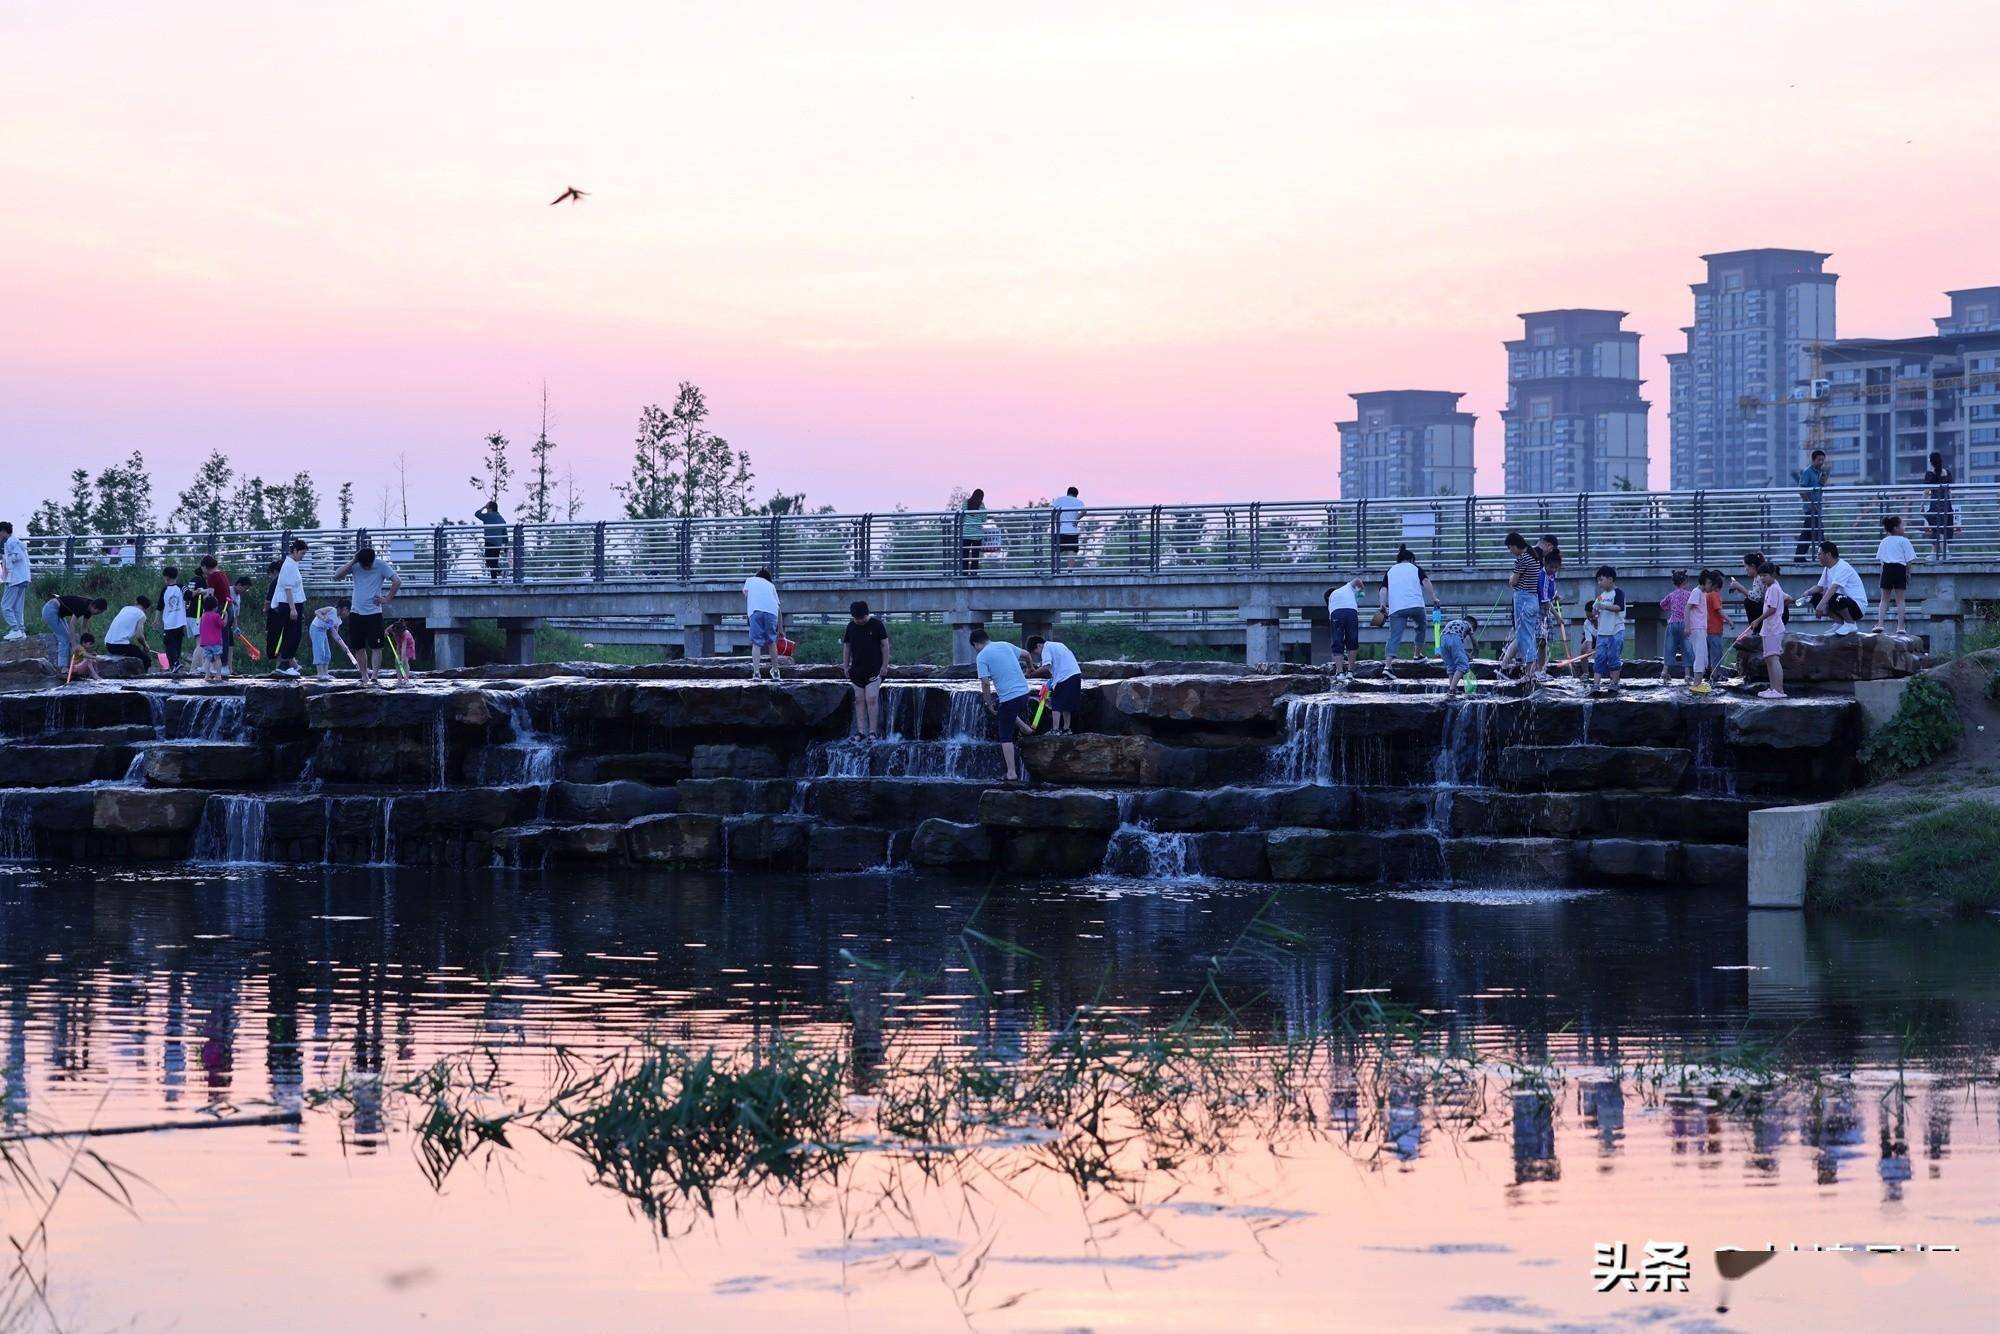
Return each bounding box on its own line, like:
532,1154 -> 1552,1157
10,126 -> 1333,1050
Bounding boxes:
27,485 -> 2000,664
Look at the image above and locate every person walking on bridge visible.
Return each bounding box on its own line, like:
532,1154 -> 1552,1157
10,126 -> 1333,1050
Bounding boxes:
0,521 -> 31,640
1051,487 -> 1084,570
744,566 -> 783,680
479,500 -> 508,579
1794,449 -> 1830,563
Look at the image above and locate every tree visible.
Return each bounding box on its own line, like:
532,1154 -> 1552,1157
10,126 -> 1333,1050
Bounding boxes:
615,383 -> 757,519
90,451 -> 154,534
756,490 -> 833,516
470,432 -> 511,509
26,499 -> 64,536
562,468 -> 584,522
173,451 -> 236,534
337,481 -> 354,528
230,474 -> 270,530
262,472 -> 320,529
519,384 -> 558,523
59,469 -> 94,534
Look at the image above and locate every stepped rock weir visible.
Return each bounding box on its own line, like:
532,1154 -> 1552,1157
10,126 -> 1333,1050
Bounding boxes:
0,664 -> 1862,888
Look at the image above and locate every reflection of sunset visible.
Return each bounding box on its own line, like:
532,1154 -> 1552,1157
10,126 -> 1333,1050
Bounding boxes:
5,4 -> 1997,517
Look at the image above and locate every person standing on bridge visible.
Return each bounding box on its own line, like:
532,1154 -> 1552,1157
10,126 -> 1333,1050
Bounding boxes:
332,546 -> 401,688
744,566 -> 783,680
1924,451 -> 1956,559
1378,547 -> 1438,679
972,627 -> 1033,783
1794,449 -> 1830,563
959,489 -> 987,576
0,521 -> 31,640
1051,487 -> 1084,570
479,500 -> 508,580
842,600 -> 890,737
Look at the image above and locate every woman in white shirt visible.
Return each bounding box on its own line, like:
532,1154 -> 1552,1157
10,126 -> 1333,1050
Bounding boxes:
1875,515 -> 1916,636
1323,577 -> 1363,679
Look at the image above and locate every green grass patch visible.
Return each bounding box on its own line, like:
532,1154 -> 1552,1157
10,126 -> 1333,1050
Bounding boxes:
1809,792 -> 2000,912
1857,675 -> 1960,780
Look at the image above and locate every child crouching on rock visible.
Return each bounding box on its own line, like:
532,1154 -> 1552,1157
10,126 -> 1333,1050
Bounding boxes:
66,633 -> 100,683
388,620 -> 417,686
1439,612 -> 1478,694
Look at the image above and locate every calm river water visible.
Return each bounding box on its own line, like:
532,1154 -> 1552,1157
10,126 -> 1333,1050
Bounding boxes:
3,864 -> 1997,1331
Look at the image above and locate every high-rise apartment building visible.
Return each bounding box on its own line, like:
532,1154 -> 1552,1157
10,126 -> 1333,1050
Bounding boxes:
1501,310 -> 1649,493
1668,249 -> 1837,491
1336,390 -> 1476,499
1817,287 -> 2000,486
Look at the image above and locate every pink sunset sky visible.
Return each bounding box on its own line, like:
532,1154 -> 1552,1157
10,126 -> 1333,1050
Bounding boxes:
4,1 -> 1996,525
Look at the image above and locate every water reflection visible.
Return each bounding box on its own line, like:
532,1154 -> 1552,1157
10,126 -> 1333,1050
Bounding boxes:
2,865 -> 1999,1329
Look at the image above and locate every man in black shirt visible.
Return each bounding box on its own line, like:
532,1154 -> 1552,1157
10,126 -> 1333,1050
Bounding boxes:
40,593 -> 107,672
841,600 -> 892,739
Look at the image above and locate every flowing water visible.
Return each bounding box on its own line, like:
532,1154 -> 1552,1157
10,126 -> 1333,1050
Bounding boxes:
174,694 -> 245,741
2,865 -> 1997,1331
805,686 -> 998,780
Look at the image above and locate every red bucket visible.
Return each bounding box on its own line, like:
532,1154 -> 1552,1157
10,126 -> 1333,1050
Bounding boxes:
775,635 -> 798,658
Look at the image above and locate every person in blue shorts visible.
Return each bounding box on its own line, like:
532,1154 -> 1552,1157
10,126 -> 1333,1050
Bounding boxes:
1586,564 -> 1627,693
972,627 -> 1034,783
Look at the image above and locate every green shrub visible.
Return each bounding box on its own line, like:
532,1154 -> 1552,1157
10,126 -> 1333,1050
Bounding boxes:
1858,675 -> 1960,780
1986,666 -> 2000,704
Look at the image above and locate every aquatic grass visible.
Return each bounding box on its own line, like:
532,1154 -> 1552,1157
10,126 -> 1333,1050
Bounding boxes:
550,1038 -> 849,1224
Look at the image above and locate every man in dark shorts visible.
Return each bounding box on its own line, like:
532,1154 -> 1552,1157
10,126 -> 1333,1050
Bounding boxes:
971,627 -> 1034,783
1026,634 -> 1083,735
332,546 -> 401,687
841,600 -> 891,739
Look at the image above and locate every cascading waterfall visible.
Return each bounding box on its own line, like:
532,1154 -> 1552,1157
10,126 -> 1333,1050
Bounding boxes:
193,794 -> 269,864
0,793 -> 33,860
1422,698 -> 1497,881
1690,703 -> 1735,796
177,695 -> 245,741
806,686 -> 998,780
1098,793 -> 1198,880
468,692 -> 559,789
1266,694 -> 1394,786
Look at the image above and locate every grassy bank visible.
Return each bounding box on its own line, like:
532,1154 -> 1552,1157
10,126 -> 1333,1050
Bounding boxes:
1808,790 -> 2000,913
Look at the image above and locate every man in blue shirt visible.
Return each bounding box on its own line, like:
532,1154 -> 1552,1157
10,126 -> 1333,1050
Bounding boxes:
1794,449 -> 1830,562
972,628 -> 1034,783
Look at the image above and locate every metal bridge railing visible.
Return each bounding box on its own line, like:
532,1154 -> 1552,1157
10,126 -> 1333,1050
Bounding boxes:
18,484 -> 2000,589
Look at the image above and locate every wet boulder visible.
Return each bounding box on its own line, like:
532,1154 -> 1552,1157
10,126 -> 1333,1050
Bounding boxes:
1527,697 -> 1686,748
564,752 -> 691,785
626,680 -> 850,732
978,789 -> 1120,832
1188,830 -> 1266,880
910,818 -> 992,868
543,823 -> 627,862
92,787 -> 208,835
1265,827 -> 1338,881
1725,698 -> 1858,750
311,730 -> 442,785
1778,632 -> 1918,682
1271,785 -> 1357,829
675,778 -> 794,816
0,689 -> 152,734
547,781 -> 679,823
1016,734 -> 1210,787
1445,790 -> 1591,838
307,690 -> 446,731
1111,674 -> 1315,725
994,828 -> 1111,876
242,687 -> 310,735
1684,843 -> 1749,889
805,778 -> 988,827
1576,838 -> 1683,883
2,743 -> 131,786
691,744 -> 784,780
1497,745 -> 1689,793
627,812 -> 724,865
724,815 -> 811,869
1443,837 -> 1574,885
143,742 -> 271,789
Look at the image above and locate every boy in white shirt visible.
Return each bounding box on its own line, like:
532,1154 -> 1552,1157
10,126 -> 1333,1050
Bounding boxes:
1874,516 -> 1915,636
1585,565 -> 1626,692
158,565 -> 188,674
742,567 -> 782,680
1322,577 -> 1363,679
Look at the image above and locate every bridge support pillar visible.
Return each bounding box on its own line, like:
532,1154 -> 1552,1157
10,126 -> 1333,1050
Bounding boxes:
500,617 -> 538,665
1012,609 -> 1055,647
680,610 -> 722,660
1927,573 -> 1959,656
949,607 -> 988,667
1240,604 -> 1281,668
1632,612 -> 1662,661
425,615 -> 468,671
1308,613 -> 1332,664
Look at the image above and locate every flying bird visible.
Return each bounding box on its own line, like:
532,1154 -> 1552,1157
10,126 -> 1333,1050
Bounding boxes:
549,186 -> 589,206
